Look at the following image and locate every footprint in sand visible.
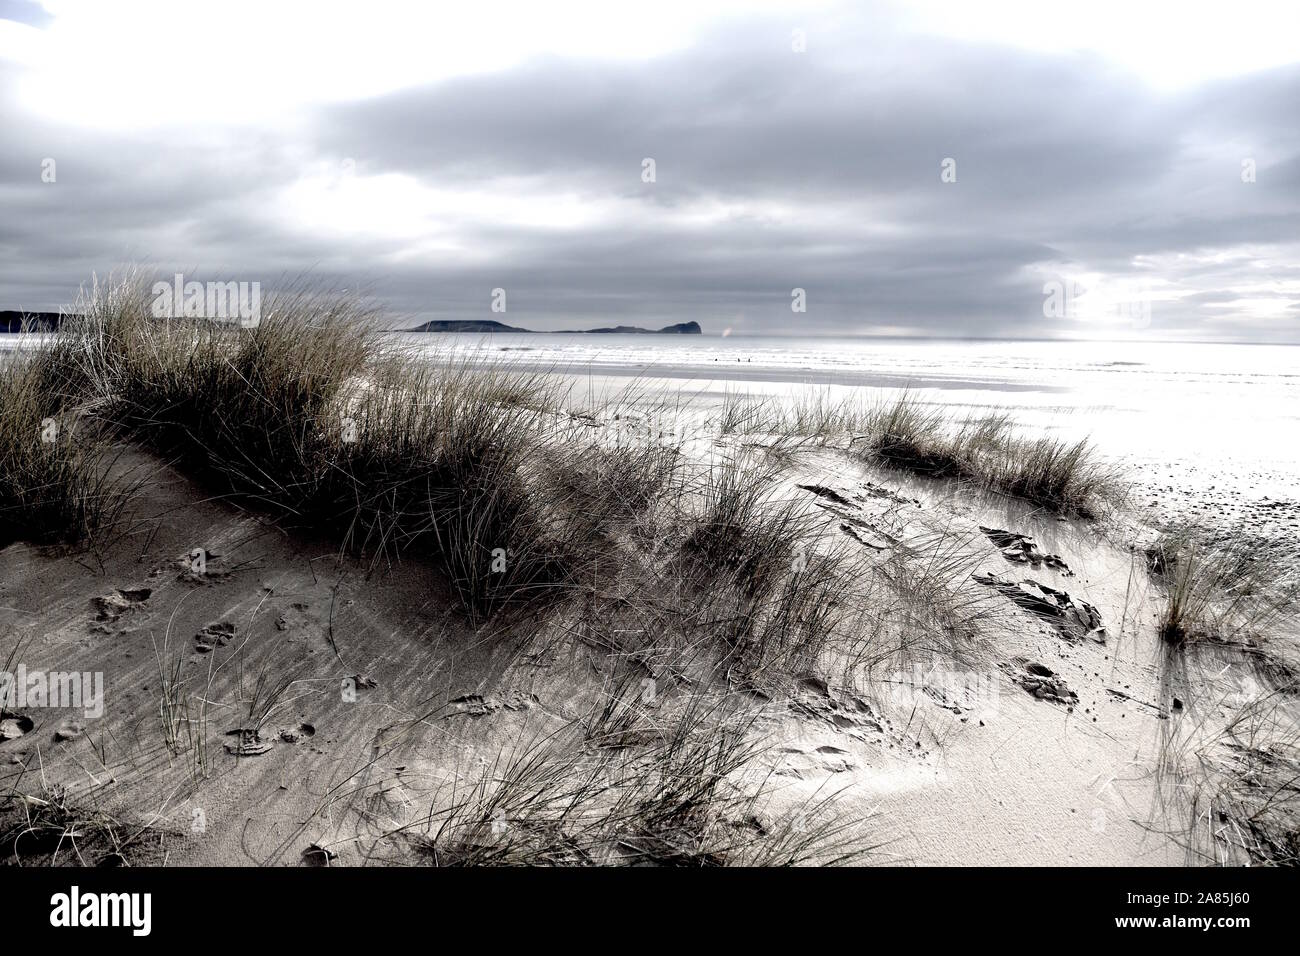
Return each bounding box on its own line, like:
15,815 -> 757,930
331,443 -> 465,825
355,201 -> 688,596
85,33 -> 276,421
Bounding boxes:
775,743 -> 858,778
175,549 -> 230,584
1001,659 -> 1079,708
223,728 -> 274,756
788,675 -> 884,738
979,526 -> 1073,575
90,587 -> 152,624
278,722 -> 316,744
301,843 -> 338,866
444,691 -> 538,717
194,621 -> 236,654
275,602 -> 313,634
0,712 -> 34,741
972,571 -> 1104,642
795,483 -> 902,551
54,719 -> 86,742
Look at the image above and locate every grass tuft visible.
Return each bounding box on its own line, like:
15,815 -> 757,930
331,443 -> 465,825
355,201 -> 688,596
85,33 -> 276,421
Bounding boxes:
44,275 -> 612,619
0,784 -> 173,866
1149,526 -> 1297,646
410,686 -> 876,866
0,354 -> 131,550
852,394 -> 1120,517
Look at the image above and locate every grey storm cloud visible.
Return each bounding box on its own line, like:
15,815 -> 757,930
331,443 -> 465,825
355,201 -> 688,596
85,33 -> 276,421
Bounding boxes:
1,8 -> 1298,339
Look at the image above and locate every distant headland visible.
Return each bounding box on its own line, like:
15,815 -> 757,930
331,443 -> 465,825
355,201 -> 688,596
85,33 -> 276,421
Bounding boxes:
1,310 -> 64,332
1,311 -> 703,336
406,320 -> 702,335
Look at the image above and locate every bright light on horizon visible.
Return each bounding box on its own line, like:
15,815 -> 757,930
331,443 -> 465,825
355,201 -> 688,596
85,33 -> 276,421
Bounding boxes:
894,0 -> 1300,91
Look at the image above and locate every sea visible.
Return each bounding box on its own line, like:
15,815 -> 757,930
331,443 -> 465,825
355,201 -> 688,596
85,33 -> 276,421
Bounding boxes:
399,333 -> 1300,501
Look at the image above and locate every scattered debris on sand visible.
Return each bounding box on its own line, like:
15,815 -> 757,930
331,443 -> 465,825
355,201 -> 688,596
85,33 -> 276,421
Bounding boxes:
1106,687 -> 1168,718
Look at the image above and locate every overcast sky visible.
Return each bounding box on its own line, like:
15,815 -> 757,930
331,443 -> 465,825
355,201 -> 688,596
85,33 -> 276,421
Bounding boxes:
2,0 -> 1298,339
